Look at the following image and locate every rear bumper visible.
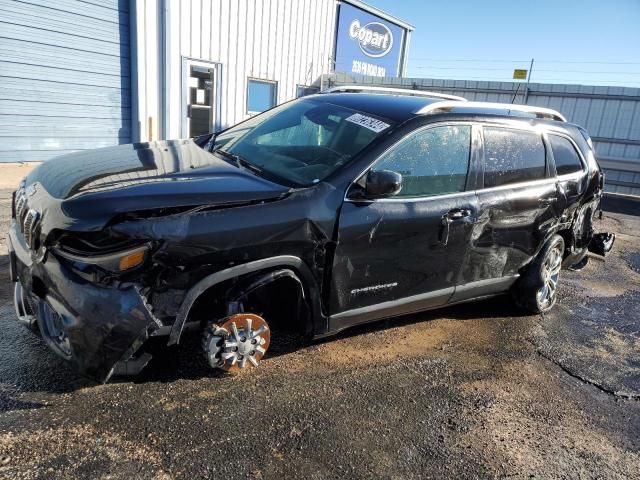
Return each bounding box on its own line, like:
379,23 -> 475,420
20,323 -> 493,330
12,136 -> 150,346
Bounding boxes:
8,222 -> 159,382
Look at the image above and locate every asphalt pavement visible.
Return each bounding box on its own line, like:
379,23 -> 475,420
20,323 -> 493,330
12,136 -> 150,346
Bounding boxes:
0,186 -> 639,479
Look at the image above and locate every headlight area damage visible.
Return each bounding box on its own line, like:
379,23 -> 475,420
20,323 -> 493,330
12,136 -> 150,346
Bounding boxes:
10,225 -> 165,381
10,183 -> 329,383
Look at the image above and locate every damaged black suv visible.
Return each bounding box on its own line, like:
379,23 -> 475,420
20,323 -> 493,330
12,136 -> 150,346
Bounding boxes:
9,86 -> 611,382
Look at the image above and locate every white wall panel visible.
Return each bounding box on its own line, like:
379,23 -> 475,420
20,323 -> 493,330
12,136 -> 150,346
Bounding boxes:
137,0 -> 336,138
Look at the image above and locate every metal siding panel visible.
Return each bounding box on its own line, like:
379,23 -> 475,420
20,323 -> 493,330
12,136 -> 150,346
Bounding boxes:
246,0 -> 256,77
0,0 -> 129,23
201,0 -> 212,60
233,0 -> 246,125
0,40 -> 129,76
0,0 -> 131,162
599,99 -> 619,138
191,0 -> 202,59
627,102 -> 640,141
219,0 -> 230,127
273,0 -> 284,100
614,101 -> 636,139
0,100 -> 130,119
0,22 -> 126,56
585,99 -> 605,136
1,2 -> 127,39
180,0 -> 191,56
227,0 -> 239,125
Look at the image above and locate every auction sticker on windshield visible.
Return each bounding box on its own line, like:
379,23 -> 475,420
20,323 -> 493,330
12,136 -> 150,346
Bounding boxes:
345,113 -> 390,133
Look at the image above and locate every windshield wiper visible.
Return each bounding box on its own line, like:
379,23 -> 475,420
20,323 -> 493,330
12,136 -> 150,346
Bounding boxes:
214,149 -> 264,176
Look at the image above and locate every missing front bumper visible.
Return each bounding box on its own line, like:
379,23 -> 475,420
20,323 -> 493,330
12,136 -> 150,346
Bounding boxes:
9,225 -> 161,382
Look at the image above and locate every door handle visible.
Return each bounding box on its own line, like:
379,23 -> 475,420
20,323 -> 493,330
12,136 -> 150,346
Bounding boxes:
538,198 -> 557,207
447,208 -> 471,220
440,209 -> 472,246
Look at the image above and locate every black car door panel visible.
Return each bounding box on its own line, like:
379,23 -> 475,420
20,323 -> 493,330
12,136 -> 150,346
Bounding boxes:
457,125 -> 560,290
329,123 -> 480,329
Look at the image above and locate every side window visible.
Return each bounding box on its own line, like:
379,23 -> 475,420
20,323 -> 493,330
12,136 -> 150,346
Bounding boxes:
373,125 -> 471,197
549,134 -> 584,175
483,127 -> 546,188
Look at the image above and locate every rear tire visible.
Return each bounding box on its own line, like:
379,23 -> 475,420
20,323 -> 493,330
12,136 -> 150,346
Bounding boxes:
512,235 -> 565,313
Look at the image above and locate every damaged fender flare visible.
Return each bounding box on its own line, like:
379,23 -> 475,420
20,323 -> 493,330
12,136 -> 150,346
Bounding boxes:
168,255 -> 322,345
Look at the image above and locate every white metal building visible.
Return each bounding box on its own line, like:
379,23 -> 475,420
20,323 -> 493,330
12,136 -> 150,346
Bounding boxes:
0,0 -> 413,162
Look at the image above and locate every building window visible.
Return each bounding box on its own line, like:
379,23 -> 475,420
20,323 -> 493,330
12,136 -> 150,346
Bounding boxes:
247,79 -> 277,113
296,85 -> 320,98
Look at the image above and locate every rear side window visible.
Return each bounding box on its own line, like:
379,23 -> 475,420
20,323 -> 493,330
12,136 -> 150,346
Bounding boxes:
374,125 -> 471,197
483,127 -> 546,188
549,134 -> 583,176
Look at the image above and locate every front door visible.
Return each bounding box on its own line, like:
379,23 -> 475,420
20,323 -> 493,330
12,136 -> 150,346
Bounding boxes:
182,58 -> 220,138
330,124 -> 480,330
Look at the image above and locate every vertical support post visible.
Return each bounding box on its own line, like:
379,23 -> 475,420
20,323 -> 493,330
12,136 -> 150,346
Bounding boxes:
129,0 -> 140,142
523,58 -> 534,104
159,0 -> 170,140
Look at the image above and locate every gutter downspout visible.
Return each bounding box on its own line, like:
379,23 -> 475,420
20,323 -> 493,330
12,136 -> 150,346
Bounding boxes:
129,0 -> 140,142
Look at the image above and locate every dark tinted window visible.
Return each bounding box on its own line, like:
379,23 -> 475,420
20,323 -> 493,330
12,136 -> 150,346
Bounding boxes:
375,125 -> 471,197
483,127 -> 546,188
549,134 -> 583,175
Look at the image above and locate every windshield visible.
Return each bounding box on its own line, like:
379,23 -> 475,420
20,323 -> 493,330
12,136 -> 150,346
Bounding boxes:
210,98 -> 394,187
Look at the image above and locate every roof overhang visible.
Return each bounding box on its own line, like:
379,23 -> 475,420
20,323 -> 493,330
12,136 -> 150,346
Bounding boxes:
339,0 -> 415,31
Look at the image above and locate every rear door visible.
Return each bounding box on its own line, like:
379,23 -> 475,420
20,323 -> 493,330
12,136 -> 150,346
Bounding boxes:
547,132 -> 589,224
330,123 -> 480,329
454,124 -> 559,301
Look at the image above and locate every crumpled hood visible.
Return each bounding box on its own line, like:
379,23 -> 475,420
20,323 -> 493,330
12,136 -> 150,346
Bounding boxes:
22,140 -> 290,232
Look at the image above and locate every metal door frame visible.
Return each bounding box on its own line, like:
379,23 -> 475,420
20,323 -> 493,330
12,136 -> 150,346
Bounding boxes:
181,57 -> 222,138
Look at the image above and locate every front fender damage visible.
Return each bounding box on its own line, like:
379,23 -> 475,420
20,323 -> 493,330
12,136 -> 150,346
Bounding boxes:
20,253 -> 163,383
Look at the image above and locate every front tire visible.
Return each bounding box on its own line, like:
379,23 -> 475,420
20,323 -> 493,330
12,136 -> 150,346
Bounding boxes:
513,235 -> 565,313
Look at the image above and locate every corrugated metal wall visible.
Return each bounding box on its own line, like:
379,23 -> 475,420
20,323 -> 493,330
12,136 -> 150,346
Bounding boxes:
153,0 -> 337,140
324,72 -> 640,196
0,0 -> 132,163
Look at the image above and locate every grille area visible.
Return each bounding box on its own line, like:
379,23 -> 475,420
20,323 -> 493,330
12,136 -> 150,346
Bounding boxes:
15,189 -> 28,222
23,209 -> 40,249
13,186 -> 41,250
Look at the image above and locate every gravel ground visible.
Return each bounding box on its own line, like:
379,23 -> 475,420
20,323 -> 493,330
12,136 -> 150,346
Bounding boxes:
0,184 -> 639,479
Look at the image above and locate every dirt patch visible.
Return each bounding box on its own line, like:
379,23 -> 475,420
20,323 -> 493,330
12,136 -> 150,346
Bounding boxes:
458,359 -> 640,479
313,316 -> 500,369
0,164 -> 38,189
0,424 -> 166,480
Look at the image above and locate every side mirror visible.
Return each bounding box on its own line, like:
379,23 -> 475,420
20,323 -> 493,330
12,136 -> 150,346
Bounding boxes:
364,170 -> 403,198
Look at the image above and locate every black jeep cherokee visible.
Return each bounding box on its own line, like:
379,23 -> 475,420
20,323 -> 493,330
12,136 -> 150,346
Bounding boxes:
8,87 -> 610,381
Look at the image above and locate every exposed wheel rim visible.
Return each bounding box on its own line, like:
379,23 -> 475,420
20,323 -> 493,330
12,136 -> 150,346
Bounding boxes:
13,282 -> 36,329
204,313 -> 270,372
536,244 -> 563,310
37,301 -> 72,359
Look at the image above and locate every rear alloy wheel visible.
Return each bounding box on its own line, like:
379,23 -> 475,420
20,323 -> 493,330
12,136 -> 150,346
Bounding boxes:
536,243 -> 563,310
513,234 -> 565,313
202,313 -> 271,372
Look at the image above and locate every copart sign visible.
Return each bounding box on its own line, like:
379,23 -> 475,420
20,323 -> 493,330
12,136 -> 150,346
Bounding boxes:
334,2 -> 407,78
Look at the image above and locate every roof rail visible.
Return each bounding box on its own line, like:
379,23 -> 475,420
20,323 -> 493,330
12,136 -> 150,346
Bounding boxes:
321,85 -> 467,102
415,100 -> 567,122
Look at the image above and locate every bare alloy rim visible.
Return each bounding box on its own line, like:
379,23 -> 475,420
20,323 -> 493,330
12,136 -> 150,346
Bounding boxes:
203,313 -> 270,372
537,244 -> 563,309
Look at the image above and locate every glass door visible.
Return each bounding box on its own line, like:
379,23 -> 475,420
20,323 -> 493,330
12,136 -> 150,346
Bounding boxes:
182,59 -> 219,138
